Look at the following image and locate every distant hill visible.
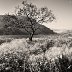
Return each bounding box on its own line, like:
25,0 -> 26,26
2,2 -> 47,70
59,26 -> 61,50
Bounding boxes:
60,30 -> 72,37
0,15 -> 56,35
53,29 -> 67,33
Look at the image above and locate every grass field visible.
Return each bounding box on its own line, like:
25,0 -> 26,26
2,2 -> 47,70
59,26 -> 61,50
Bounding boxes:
0,34 -> 72,72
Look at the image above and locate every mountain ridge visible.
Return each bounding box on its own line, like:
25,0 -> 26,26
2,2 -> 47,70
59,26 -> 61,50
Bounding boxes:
0,15 -> 56,35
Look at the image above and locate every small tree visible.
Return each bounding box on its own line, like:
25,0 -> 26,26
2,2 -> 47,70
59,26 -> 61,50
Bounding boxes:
2,1 -> 55,41
15,1 -> 55,41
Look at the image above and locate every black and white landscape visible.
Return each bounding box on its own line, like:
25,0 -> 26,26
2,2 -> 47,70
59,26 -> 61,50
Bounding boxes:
0,0 -> 72,72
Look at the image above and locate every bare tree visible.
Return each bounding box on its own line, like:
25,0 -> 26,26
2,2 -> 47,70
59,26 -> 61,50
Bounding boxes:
2,1 -> 55,41
15,1 -> 55,41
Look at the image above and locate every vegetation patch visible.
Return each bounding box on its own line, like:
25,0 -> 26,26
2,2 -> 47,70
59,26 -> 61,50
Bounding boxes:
0,36 -> 72,72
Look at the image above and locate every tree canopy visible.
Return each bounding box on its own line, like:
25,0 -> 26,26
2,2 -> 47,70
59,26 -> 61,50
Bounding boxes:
15,1 -> 55,41
2,1 -> 55,41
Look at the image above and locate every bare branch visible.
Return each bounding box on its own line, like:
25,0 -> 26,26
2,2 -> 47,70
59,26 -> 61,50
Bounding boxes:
14,1 -> 55,41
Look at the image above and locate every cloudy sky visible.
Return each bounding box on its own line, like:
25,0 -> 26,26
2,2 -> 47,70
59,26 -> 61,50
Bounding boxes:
0,0 -> 72,30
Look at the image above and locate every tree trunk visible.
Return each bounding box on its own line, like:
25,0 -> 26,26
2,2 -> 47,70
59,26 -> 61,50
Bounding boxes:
29,34 -> 33,41
29,36 -> 32,41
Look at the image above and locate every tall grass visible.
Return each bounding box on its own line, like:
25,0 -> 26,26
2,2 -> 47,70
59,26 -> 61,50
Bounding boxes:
0,36 -> 72,72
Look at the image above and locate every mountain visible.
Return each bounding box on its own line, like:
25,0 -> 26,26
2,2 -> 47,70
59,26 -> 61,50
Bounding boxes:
0,15 -> 56,35
53,29 -> 67,33
60,30 -> 72,37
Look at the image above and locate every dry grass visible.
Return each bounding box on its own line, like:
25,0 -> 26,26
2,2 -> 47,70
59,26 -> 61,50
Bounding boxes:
0,35 -> 72,72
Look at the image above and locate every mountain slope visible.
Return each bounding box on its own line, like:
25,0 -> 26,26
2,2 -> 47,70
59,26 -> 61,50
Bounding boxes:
0,15 -> 56,35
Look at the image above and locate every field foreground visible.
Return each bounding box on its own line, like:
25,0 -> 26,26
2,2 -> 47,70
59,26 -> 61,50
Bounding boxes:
0,35 -> 72,72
